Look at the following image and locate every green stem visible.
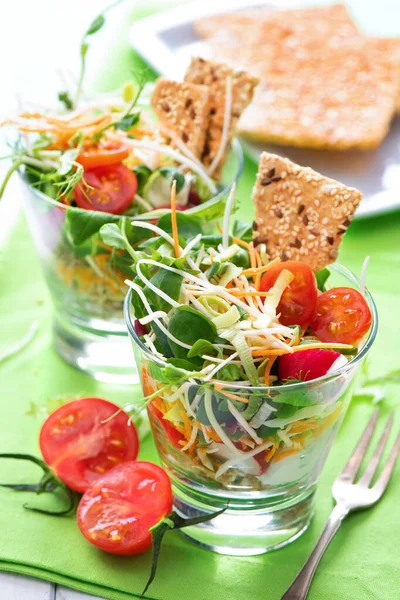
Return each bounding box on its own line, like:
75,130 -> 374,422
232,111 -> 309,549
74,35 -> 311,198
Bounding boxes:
0,160 -> 23,200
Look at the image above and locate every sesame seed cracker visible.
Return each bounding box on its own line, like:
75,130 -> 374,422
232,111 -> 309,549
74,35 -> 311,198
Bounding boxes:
151,78 -> 211,159
252,152 -> 362,272
184,57 -> 258,177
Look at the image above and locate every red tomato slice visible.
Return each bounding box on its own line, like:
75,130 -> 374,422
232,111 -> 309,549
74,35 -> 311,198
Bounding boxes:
74,164 -> 137,214
77,461 -> 173,555
148,401 -> 186,449
77,142 -> 130,170
311,287 -> 372,345
260,261 -> 318,326
39,398 -> 139,493
278,349 -> 342,382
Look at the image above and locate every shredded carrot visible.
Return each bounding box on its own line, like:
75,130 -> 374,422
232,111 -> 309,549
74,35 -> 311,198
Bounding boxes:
264,443 -> 278,462
240,257 -> 280,278
289,420 -> 318,434
312,404 -> 343,438
219,390 -> 249,404
229,290 -> 272,297
254,247 -> 262,268
264,356 -> 277,386
231,235 -> 252,250
252,342 -> 352,357
248,242 -> 256,270
273,448 -> 301,462
207,429 -> 222,443
170,180 -> 181,258
180,410 -> 192,441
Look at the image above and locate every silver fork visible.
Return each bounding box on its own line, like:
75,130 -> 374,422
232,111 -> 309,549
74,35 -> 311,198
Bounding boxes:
281,408 -> 400,600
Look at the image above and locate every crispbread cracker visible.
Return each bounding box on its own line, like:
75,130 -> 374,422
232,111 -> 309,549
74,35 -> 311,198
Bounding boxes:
184,58 -> 258,177
239,36 -> 399,150
195,5 -> 400,150
151,78 -> 210,159
252,153 -> 362,272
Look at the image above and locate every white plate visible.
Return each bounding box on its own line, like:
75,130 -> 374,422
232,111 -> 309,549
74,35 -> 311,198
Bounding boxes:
129,0 -> 400,219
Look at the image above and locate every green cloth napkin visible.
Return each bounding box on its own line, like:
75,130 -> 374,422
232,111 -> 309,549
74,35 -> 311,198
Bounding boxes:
1,3 -> 400,599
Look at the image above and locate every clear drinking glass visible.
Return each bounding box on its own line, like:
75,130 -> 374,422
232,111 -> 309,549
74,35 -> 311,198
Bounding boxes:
19,140 -> 243,384
124,264 -> 378,554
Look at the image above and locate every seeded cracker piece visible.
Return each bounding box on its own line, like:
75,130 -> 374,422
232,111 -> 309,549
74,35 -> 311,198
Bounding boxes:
252,153 -> 362,273
184,58 -> 259,177
151,78 -> 210,159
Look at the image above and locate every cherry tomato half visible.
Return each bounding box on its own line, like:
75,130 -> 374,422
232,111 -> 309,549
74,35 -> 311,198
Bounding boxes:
39,397 -> 139,493
77,461 -> 173,555
148,401 -> 186,449
74,164 -> 137,214
278,349 -> 342,382
77,142 -> 130,170
311,287 -> 372,345
260,261 -> 318,326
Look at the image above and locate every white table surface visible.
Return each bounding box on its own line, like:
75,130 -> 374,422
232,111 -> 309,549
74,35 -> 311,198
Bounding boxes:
0,0 -> 399,598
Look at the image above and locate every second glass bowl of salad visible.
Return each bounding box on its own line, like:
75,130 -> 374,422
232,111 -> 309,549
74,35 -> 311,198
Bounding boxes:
124,264 -> 377,554
19,139 -> 243,384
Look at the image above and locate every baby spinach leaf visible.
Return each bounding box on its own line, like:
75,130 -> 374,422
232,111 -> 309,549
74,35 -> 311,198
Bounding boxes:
188,339 -> 218,359
100,223 -> 126,249
159,168 -> 185,193
167,358 -> 201,372
152,322 -> 173,358
66,209 -> 118,246
114,112 -> 140,132
232,219 -> 253,242
146,268 -> 183,313
133,165 -> 152,194
273,387 -> 322,407
167,307 -> 216,360
158,212 -> 202,240
316,267 -> 330,292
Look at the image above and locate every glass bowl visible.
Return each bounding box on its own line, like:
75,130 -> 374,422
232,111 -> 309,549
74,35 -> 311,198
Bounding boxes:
124,263 -> 378,554
19,139 -> 243,384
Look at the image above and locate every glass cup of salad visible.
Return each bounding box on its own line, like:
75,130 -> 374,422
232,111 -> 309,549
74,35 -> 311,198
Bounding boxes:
124,252 -> 377,553
4,82 -> 243,383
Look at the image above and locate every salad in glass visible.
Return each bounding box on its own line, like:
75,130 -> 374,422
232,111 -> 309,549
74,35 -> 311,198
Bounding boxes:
120,152 -> 377,552
0,8 -> 255,383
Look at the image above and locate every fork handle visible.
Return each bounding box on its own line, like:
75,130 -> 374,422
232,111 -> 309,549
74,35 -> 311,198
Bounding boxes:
280,504 -> 349,600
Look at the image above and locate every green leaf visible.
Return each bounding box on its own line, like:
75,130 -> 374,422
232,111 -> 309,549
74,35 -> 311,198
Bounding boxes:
232,219 -> 253,243
66,209 -> 119,246
159,168 -> 185,193
183,194 -> 227,222
147,268 -> 183,313
188,339 -> 218,359
114,112 -> 140,132
142,507 -> 227,597
273,387 -> 322,407
218,364 -> 242,382
157,212 -> 203,241
58,91 -> 74,110
166,358 -> 201,372
86,14 -> 105,35
133,165 -> 152,194
99,223 -> 126,249
167,306 -> 216,360
316,267 -> 330,292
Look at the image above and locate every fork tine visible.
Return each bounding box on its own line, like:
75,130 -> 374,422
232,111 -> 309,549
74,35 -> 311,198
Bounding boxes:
339,408 -> 379,482
358,412 -> 394,487
373,432 -> 400,498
